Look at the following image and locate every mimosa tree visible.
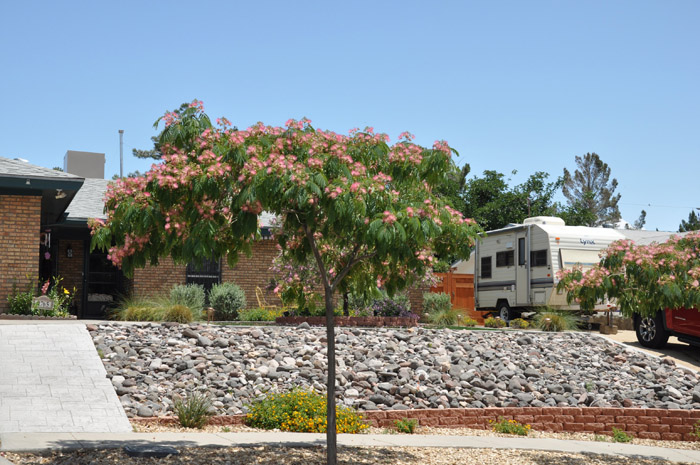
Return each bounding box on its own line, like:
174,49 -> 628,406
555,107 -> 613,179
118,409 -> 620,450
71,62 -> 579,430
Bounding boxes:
91,100 -> 481,465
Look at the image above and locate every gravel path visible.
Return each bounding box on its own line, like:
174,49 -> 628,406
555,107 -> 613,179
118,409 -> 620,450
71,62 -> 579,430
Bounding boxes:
2,446 -> 690,465
90,323 -> 700,418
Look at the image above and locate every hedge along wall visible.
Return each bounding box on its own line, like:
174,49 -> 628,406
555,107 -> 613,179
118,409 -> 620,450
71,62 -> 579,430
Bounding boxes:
132,407 -> 700,442
130,238 -> 433,316
0,195 -> 41,313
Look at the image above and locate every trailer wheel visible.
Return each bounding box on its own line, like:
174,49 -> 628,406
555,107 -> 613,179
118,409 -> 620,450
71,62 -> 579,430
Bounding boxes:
498,302 -> 514,322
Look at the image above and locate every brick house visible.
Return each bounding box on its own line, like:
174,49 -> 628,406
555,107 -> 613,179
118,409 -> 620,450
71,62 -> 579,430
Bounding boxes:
0,154 -> 428,318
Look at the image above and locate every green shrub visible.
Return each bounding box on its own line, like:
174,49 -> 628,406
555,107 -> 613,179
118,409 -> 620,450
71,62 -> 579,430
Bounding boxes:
432,261 -> 451,273
484,317 -> 506,328
423,292 -> 451,315
394,418 -> 418,434
533,311 -> 579,332
164,305 -> 194,323
490,416 -> 531,436
209,282 -> 246,320
173,392 -> 213,429
245,389 -> 368,434
462,317 -> 478,327
7,289 -> 35,315
611,427 -> 632,443
170,284 -> 205,318
509,318 -> 529,329
238,307 -> 284,321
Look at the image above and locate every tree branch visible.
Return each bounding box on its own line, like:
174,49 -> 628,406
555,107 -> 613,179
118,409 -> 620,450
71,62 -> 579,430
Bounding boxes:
302,223 -> 331,291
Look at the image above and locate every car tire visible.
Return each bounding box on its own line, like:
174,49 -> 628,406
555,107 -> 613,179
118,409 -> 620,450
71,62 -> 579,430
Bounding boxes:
635,312 -> 670,349
498,302 -> 513,322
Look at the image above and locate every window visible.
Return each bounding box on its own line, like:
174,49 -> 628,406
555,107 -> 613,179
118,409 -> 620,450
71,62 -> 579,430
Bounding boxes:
186,258 -> 221,294
530,250 -> 548,267
518,238 -> 526,265
496,250 -> 514,267
480,256 -> 492,278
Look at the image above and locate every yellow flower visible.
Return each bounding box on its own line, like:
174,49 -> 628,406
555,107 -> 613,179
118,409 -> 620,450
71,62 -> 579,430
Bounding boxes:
63,288 -> 70,295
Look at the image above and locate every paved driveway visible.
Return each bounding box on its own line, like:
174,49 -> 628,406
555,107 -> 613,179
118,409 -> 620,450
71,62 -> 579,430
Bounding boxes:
599,329 -> 700,372
0,324 -> 131,433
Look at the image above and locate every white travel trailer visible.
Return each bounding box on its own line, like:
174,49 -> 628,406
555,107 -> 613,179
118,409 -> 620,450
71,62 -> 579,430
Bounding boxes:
474,216 -> 627,321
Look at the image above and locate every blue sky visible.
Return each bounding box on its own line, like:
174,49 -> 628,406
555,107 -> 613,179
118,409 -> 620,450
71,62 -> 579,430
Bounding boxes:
1,1 -> 698,231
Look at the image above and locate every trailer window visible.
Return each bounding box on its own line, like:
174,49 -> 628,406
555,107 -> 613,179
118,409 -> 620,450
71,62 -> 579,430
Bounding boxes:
480,257 -> 492,278
530,250 -> 548,267
518,238 -> 526,265
496,250 -> 514,267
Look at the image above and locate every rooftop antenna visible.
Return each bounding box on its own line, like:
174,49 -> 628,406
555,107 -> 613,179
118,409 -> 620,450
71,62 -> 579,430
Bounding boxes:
119,129 -> 124,178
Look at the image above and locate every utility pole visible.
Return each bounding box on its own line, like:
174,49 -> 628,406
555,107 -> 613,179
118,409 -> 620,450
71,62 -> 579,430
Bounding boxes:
119,129 -> 124,178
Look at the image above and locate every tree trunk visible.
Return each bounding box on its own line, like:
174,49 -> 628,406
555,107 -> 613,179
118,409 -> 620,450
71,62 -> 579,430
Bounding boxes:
325,286 -> 337,465
343,290 -> 349,316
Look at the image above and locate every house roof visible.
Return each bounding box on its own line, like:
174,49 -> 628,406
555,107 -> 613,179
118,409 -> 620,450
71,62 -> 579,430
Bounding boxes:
63,178 -> 111,222
0,156 -> 84,191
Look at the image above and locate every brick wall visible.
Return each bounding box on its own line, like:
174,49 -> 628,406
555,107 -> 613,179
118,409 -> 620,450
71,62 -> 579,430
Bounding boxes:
131,239 -> 431,314
133,407 -> 700,442
0,195 -> 41,313
132,256 -> 187,298
221,239 -> 281,308
57,239 -> 84,312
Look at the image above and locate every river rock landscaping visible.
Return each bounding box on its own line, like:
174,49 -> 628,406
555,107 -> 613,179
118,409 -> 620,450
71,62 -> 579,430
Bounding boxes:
89,323 -> 700,418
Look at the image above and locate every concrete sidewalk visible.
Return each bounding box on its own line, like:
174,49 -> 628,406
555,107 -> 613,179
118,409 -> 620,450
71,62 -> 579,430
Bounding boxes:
1,432 -> 699,463
0,324 -> 131,433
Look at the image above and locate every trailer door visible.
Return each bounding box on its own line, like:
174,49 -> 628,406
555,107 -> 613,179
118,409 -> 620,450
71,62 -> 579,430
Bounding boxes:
516,231 -> 529,305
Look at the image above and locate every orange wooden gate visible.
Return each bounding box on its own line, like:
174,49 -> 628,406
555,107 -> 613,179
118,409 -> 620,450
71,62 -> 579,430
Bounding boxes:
431,272 -> 482,324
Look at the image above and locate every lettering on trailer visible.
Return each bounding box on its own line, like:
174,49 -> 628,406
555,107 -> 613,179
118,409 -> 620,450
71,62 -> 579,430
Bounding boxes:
580,239 -> 596,246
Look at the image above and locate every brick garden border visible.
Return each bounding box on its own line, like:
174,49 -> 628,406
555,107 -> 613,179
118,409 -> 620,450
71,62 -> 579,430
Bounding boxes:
133,407 -> 700,442
275,316 -> 419,327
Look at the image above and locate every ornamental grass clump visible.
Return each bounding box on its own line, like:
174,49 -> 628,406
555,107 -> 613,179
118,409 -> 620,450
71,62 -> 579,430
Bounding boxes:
490,416 -> 531,436
164,304 -> 193,323
245,389 -> 368,434
173,392 -> 213,429
533,310 -> 579,332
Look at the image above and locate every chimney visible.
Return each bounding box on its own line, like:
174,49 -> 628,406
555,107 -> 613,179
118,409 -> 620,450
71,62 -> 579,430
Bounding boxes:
64,150 -> 105,179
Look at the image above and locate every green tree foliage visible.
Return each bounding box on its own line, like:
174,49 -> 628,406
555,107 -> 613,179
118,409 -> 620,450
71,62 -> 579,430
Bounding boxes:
90,102 -> 482,465
633,210 -> 647,230
679,210 -> 700,232
562,152 -> 621,226
461,170 -> 561,231
558,232 -> 700,317
131,102 -> 215,160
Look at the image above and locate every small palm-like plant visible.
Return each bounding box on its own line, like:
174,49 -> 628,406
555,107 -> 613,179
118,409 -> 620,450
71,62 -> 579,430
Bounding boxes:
173,392 -> 213,429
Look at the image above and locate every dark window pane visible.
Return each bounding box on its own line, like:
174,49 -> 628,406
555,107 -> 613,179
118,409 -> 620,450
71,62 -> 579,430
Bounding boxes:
530,250 -> 548,267
481,256 -> 492,278
496,250 -> 514,267
518,238 -> 525,265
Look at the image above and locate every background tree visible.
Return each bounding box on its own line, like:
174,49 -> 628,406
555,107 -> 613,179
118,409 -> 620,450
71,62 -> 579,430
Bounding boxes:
679,210 -> 700,232
91,104 -> 481,465
461,170 -> 561,231
562,152 -> 621,226
633,210 -> 647,230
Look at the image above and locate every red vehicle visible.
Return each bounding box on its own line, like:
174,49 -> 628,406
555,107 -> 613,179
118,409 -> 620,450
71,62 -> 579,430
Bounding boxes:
635,308 -> 700,348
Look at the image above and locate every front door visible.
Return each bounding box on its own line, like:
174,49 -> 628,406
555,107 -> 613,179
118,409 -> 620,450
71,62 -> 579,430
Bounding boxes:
516,233 -> 529,305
